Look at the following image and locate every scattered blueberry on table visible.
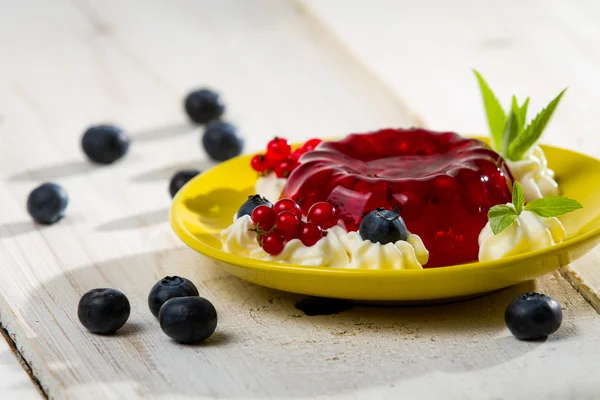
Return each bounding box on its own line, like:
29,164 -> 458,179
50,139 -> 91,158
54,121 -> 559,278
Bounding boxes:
359,208 -> 409,244
184,88 -> 225,124
169,169 -> 201,198
159,297 -> 218,344
81,124 -> 131,164
202,121 -> 244,162
237,195 -> 272,219
505,292 -> 563,340
27,182 -> 69,225
78,288 -> 131,335
148,276 -> 199,318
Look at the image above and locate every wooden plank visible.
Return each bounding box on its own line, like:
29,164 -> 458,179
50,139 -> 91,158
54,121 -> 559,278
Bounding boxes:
303,0 -> 600,319
302,0 -> 600,153
0,0 -> 415,398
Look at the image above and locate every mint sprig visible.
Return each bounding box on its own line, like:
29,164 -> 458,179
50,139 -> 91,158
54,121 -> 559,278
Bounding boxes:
474,70 -> 506,151
474,70 -> 566,161
507,89 -> 567,160
487,182 -> 582,235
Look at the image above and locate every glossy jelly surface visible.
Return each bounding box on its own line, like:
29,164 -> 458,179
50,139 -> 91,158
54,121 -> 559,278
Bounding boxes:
282,128 -> 513,267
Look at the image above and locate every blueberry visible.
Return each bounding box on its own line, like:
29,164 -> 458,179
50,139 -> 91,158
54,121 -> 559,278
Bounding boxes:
505,292 -> 562,340
148,276 -> 199,318
27,183 -> 68,225
159,297 -> 217,344
184,89 -> 225,124
78,288 -> 131,335
202,121 -> 244,162
169,169 -> 201,198
81,124 -> 131,164
359,208 -> 408,244
237,194 -> 272,219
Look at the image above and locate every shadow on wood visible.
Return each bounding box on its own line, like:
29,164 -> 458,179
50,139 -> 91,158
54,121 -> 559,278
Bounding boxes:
19,248 -> 555,398
131,160 -> 214,183
8,161 -> 96,181
132,122 -> 195,143
95,208 -> 170,231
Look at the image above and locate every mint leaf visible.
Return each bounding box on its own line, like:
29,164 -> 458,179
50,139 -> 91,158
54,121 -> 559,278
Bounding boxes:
507,89 -> 567,160
524,196 -> 583,218
516,97 -> 530,133
512,182 -> 525,214
474,70 -> 506,151
501,111 -> 519,156
488,204 -> 518,235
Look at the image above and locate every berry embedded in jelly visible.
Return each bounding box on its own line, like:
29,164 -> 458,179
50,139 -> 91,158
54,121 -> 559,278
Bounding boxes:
282,128 -> 513,267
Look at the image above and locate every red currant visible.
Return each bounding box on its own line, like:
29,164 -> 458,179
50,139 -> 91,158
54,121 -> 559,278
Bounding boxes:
273,199 -> 303,220
262,232 -> 285,255
251,205 -> 275,231
275,211 -> 300,239
290,148 -> 304,162
266,137 -> 291,162
300,138 -> 322,152
307,202 -> 339,230
250,154 -> 269,173
299,222 -> 323,246
274,159 -> 296,178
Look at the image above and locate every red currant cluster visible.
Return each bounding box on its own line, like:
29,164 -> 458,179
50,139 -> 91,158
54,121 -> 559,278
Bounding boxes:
250,199 -> 339,255
250,137 -> 322,178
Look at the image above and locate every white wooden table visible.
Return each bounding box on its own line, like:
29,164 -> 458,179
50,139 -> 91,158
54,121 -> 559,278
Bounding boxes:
1,1 -> 600,399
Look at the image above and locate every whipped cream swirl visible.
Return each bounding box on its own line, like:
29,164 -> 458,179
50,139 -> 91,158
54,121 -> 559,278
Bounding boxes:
478,208 -> 566,262
507,145 -> 559,201
221,216 -> 429,269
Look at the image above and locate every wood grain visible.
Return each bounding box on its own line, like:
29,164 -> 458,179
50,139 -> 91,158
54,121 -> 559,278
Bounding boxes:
1,0 -> 600,399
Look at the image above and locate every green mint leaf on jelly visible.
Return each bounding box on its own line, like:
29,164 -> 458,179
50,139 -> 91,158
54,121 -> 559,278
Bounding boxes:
507,89 -> 567,161
511,96 -> 529,134
474,70 -> 505,151
488,204 -> 518,235
512,182 -> 525,214
524,196 -> 583,218
501,111 -> 520,156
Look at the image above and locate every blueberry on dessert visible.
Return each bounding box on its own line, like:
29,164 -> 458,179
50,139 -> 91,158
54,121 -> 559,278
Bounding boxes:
359,208 -> 408,245
202,121 -> 244,162
505,292 -> 562,340
159,297 -> 218,344
81,124 -> 131,164
184,88 -> 225,124
78,288 -> 131,335
148,276 -> 199,318
27,182 -> 69,225
237,195 -> 272,219
169,169 -> 201,198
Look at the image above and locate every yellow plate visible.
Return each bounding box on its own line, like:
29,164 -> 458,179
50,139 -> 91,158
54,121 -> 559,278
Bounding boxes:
170,140 -> 600,301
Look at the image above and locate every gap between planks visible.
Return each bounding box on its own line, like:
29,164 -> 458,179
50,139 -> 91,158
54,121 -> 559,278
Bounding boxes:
1,326 -> 48,399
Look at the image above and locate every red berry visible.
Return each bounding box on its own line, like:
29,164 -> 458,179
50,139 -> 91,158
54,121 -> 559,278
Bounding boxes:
251,205 -> 275,231
266,137 -> 291,162
275,211 -> 300,239
300,138 -> 322,152
262,232 -> 285,255
274,159 -> 296,178
299,222 -> 323,246
273,199 -> 302,220
307,202 -> 339,229
251,154 -> 269,173
290,148 -> 304,162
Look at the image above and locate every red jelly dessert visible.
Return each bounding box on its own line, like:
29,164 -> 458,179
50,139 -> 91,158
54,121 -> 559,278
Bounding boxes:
282,128 -> 513,267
